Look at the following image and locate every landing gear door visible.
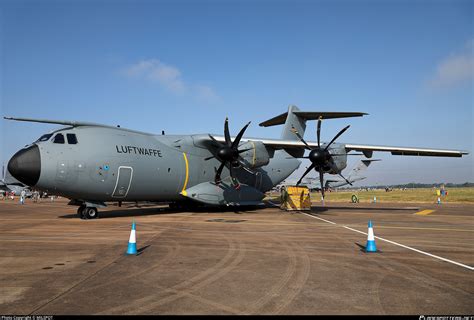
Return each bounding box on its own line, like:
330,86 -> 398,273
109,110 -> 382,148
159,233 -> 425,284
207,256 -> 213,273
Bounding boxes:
112,166 -> 133,198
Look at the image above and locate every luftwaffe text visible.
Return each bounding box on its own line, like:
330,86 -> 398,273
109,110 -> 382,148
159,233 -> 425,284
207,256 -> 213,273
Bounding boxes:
116,145 -> 162,157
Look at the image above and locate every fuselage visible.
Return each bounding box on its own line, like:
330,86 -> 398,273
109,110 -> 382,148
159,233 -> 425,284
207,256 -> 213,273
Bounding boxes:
8,126 -> 301,203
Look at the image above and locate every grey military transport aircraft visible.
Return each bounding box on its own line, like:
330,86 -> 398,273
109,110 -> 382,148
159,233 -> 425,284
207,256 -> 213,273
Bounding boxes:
4,105 -> 468,219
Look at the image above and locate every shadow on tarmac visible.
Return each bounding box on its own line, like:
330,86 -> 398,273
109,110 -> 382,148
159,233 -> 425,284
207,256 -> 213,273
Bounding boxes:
58,205 -> 264,219
311,205 -> 419,211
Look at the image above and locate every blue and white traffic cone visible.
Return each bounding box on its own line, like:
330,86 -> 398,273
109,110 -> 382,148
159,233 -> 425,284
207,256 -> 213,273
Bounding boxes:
437,197 -> 441,205
126,221 -> 137,255
365,220 -> 377,253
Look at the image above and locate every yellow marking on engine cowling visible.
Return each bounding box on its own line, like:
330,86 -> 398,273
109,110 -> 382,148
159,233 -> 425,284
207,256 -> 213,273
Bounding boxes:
181,153 -> 189,196
415,209 -> 435,216
251,141 -> 256,166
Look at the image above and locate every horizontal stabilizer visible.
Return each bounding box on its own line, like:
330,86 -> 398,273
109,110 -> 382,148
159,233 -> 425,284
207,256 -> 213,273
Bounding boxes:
259,111 -> 368,127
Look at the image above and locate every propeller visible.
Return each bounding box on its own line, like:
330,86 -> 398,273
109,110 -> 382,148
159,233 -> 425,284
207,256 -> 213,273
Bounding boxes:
206,118 -> 251,185
292,117 -> 352,199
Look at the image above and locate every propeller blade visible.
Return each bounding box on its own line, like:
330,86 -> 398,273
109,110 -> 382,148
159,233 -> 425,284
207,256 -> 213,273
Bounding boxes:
232,121 -> 251,149
317,116 -> 322,148
324,125 -> 350,151
224,118 -> 231,146
338,173 -> 353,186
237,148 -> 253,154
215,162 -> 226,184
208,134 -> 224,147
291,126 -> 312,150
319,169 -> 325,199
296,163 -> 316,185
284,156 -> 310,159
204,155 -> 215,161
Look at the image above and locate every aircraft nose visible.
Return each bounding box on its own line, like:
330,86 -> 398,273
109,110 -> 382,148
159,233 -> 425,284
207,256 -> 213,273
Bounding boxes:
7,144 -> 41,186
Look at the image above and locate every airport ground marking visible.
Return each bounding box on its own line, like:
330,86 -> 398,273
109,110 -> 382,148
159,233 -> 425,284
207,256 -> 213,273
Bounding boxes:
300,213 -> 336,225
300,212 -> 474,271
367,225 -> 473,233
415,210 -> 435,216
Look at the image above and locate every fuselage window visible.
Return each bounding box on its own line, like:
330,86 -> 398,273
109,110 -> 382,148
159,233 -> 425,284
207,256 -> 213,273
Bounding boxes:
67,133 -> 78,144
53,133 -> 65,144
36,133 -> 53,142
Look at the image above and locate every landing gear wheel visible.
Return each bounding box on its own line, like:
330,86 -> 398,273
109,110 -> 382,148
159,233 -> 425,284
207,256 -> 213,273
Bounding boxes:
77,205 -> 86,218
83,207 -> 99,219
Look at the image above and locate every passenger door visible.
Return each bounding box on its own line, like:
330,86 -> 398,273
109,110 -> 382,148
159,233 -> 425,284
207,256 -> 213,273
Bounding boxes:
112,166 -> 133,198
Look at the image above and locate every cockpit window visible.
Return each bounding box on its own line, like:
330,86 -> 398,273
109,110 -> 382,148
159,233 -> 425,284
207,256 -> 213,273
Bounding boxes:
67,133 -> 78,144
36,133 -> 53,142
53,133 -> 65,144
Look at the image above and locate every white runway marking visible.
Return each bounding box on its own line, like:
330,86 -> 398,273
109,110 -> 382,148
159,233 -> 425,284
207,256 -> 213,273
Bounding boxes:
301,213 -> 336,225
301,212 -> 474,271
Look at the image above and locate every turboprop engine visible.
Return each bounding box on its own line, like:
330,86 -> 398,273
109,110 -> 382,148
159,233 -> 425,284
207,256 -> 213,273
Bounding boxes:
238,140 -> 271,169
327,144 -> 348,174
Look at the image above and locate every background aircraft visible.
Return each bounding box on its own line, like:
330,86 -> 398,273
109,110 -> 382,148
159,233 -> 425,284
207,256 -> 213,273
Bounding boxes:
302,159 -> 380,190
4,105 -> 468,219
0,165 -> 31,196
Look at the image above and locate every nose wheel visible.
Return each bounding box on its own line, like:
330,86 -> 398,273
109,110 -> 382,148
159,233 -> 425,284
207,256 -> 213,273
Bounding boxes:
77,205 -> 99,219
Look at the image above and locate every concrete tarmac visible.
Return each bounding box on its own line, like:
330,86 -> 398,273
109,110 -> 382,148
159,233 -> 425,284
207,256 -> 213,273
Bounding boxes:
0,198 -> 472,315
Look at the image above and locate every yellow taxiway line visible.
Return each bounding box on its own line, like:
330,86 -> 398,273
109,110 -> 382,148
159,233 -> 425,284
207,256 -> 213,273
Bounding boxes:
415,209 -> 435,215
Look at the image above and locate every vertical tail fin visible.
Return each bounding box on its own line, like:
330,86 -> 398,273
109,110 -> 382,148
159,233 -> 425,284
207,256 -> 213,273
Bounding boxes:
348,159 -> 380,180
259,104 -> 308,158
259,105 -> 366,141
280,105 -> 307,141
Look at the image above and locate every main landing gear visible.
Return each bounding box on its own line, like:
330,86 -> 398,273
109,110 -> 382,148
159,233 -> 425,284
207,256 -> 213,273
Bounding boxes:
77,205 -> 99,219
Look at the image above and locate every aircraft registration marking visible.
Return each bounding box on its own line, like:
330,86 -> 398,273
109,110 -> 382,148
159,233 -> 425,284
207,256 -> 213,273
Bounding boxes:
181,153 -> 189,196
415,210 -> 435,216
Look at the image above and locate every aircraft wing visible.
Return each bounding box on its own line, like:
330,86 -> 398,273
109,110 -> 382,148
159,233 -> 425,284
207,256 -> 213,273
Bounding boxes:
343,144 -> 468,157
211,136 -> 469,158
5,117 -> 468,158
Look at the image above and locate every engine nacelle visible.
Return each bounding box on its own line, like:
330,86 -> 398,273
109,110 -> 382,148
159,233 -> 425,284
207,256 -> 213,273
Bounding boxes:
239,141 -> 270,169
328,145 -> 347,174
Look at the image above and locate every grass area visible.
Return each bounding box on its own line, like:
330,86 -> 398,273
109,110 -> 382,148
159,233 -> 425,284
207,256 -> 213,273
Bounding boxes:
310,187 -> 474,204
266,187 -> 474,204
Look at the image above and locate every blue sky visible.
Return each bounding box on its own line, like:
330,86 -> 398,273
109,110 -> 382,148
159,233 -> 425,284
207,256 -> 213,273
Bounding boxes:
1,0 -> 473,185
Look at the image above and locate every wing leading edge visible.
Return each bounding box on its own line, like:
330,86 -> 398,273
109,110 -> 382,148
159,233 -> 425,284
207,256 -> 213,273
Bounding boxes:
210,136 -> 468,157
